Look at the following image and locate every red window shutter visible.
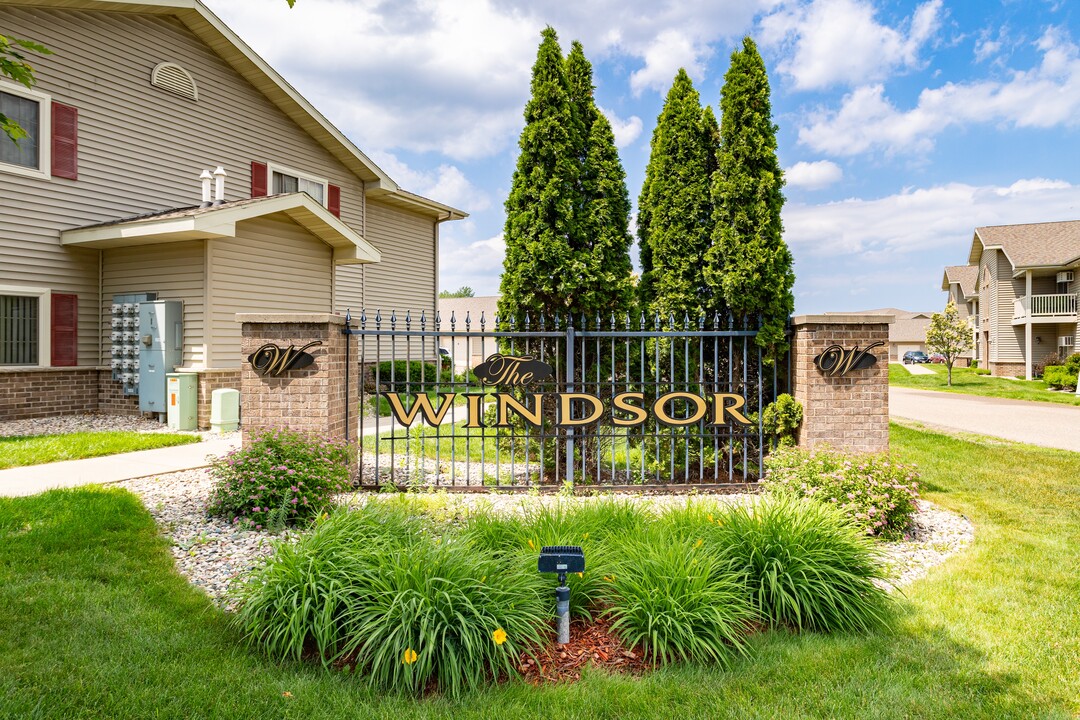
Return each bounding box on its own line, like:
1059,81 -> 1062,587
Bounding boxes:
328,184 -> 341,217
251,161 -> 268,197
51,102 -> 78,180
50,293 -> 78,367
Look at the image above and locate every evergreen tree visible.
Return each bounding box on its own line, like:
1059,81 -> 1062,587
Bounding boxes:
637,69 -> 719,324
707,37 -> 794,360
499,30 -> 633,328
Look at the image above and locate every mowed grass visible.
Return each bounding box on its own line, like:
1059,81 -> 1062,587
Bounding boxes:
1,424 -> 1079,718
889,363 -> 1080,406
0,431 -> 201,469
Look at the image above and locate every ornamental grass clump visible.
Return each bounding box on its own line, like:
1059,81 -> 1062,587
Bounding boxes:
600,528 -> 754,667
206,428 -> 353,530
762,445 -> 919,539
714,495 -> 893,633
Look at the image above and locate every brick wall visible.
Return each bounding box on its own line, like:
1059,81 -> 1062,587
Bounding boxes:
196,369 -> 242,429
790,315 -> 891,453
0,368 -> 102,420
239,313 -> 357,445
97,372 -> 142,416
989,361 -> 1025,378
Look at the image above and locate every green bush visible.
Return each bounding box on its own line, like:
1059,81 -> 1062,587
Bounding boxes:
601,533 -> 753,666
235,504 -> 548,698
969,360 -> 978,369
1043,365 -> 1077,391
762,393 -> 803,447
762,446 -> 919,539
714,496 -> 893,632
972,367 -> 991,376
1064,352 -> 1080,377
206,429 -> 352,530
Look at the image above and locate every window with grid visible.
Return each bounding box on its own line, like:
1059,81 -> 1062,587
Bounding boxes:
0,90 -> 40,170
272,169 -> 326,204
0,295 -> 39,365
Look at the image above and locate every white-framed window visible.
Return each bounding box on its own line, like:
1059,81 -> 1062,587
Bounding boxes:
0,285 -> 50,367
0,82 -> 51,179
268,162 -> 328,205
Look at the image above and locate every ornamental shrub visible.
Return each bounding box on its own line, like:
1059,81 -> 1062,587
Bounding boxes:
1043,365 -> 1077,391
1064,352 -> 1080,377
762,393 -> 803,446
762,445 -> 919,539
714,495 -> 893,633
206,428 -> 353,530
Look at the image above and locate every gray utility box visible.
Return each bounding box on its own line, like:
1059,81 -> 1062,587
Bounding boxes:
110,292 -> 156,396
138,300 -> 183,413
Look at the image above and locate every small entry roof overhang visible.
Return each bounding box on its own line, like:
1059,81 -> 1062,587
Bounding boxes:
60,193 -> 380,264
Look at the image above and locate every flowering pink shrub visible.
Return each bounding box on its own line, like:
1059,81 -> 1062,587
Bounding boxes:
762,446 -> 919,540
206,428 -> 353,530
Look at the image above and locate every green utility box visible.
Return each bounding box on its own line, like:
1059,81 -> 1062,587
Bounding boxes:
211,388 -> 240,433
166,373 -> 198,431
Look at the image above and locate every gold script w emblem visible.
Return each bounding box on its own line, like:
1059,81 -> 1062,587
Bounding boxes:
813,341 -> 885,377
248,341 -> 322,377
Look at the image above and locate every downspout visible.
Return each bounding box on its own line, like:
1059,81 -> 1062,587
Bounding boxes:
98,249 -> 103,367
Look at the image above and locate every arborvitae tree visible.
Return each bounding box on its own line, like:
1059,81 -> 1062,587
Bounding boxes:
637,69 -> 720,323
499,30 -> 633,328
565,41 -> 634,321
498,27 -> 584,328
707,37 -> 794,360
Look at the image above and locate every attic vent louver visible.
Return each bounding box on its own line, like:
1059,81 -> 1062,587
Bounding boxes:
151,62 -> 198,101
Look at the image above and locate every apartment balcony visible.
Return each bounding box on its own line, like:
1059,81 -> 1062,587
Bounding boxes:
1012,294 -> 1079,324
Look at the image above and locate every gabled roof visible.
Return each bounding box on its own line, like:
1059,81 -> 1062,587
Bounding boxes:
826,307 -> 928,320
941,265 -> 979,298
59,193 -> 381,264
968,219 -> 1080,270
2,0 -> 466,221
890,316 -> 930,343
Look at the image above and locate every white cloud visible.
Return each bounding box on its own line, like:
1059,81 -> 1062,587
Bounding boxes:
799,27 -> 1080,156
783,177 -> 1080,258
370,152 -> 491,212
438,232 -> 507,296
599,106 -> 644,148
785,160 -> 842,189
761,0 -> 942,91
629,30 -> 710,96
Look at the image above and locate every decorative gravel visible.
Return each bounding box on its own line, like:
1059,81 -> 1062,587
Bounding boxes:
116,472 -> 974,610
0,412 -> 174,437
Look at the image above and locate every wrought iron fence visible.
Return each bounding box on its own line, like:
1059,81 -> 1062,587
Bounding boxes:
344,309 -> 788,490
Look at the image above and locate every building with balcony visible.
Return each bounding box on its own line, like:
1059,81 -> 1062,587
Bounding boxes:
942,220 -> 1079,379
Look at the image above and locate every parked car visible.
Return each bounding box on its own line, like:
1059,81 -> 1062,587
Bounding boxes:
928,353 -> 946,363
903,351 -> 930,364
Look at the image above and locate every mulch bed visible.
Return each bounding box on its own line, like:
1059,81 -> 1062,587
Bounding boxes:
517,615 -> 654,684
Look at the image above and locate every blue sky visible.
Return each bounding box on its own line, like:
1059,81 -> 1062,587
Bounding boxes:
207,0 -> 1080,314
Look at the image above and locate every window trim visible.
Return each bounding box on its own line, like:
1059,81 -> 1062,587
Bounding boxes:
267,162 -> 328,206
0,81 -> 51,180
0,284 -> 50,368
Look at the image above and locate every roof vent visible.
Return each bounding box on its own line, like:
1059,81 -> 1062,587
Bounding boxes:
151,62 -> 198,101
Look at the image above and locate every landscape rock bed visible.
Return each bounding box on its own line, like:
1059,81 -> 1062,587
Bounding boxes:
117,470 -> 974,610
0,412 -> 173,437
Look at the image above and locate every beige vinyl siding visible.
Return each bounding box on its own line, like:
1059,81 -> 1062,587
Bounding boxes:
207,216 -> 332,367
983,251 -> 998,360
0,6 -> 366,364
996,253 -> 1023,362
335,265 -> 364,317
100,241 -> 205,367
357,201 -> 438,358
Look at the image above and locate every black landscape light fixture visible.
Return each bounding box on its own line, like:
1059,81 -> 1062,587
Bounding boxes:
538,546 -> 585,644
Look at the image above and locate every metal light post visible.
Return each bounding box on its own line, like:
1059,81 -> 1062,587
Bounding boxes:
538,546 -> 585,645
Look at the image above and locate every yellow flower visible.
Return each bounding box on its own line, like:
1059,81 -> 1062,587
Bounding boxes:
604,574 -> 616,583
582,532 -> 589,540
707,513 -> 714,523
282,691 -> 293,698
402,648 -> 418,665
695,538 -> 703,549
492,628 -> 508,646
527,539 -> 535,550
576,572 -> 583,579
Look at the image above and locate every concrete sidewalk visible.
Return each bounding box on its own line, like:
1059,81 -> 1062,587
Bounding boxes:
890,386 -> 1080,452
0,435 -> 240,498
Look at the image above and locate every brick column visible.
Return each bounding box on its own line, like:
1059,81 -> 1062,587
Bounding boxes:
790,314 -> 892,453
237,313 -> 357,445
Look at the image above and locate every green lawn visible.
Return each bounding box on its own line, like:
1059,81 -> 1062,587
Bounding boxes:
889,363 -> 1080,406
1,425 -> 1078,718
0,431 -> 201,469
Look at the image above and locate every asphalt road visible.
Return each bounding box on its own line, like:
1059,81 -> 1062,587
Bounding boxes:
890,386 -> 1080,452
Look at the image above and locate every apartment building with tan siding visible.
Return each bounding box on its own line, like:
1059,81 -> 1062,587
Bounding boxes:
0,0 -> 465,424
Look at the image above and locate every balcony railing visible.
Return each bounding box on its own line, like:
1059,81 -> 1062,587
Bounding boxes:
1013,293 -> 1079,321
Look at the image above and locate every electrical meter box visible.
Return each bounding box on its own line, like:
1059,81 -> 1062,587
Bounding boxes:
110,293 -> 156,396
166,373 -> 198,431
138,300 -> 183,413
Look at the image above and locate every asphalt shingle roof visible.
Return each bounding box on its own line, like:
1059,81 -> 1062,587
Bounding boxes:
943,264 -> 979,297
972,219 -> 1080,268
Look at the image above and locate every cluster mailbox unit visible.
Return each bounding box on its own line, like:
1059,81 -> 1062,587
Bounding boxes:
110,294 -> 183,418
